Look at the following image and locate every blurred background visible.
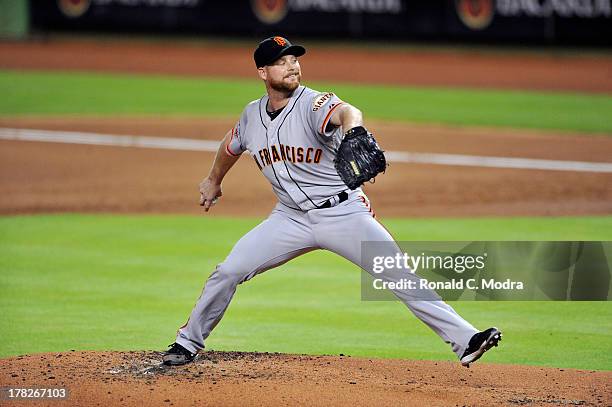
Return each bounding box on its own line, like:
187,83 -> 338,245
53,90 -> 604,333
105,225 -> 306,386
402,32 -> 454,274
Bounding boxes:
0,0 -> 611,372
1,0 -> 611,216
2,0 -> 612,45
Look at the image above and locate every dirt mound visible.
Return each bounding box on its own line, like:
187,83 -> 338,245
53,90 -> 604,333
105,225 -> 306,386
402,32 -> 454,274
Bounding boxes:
0,350 -> 609,406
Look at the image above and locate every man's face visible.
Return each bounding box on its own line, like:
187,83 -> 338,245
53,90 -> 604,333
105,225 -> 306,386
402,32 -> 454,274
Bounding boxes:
260,55 -> 301,93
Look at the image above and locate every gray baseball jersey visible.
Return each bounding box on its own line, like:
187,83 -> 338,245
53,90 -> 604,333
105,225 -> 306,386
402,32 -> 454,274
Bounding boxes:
174,85 -> 479,360
226,86 -> 354,211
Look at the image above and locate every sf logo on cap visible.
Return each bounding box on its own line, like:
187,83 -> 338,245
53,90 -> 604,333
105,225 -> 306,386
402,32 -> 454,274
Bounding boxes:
273,36 -> 287,46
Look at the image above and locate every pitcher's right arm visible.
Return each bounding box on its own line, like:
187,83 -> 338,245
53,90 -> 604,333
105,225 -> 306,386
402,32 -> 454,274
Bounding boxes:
199,129 -> 242,212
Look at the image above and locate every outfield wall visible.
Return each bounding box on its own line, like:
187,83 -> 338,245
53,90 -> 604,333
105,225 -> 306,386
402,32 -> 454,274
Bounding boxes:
0,0 -> 29,39
29,0 -> 612,45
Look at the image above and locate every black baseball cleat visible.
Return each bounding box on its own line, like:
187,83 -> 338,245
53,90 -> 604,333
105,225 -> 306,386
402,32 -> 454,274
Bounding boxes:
460,327 -> 502,367
162,343 -> 197,366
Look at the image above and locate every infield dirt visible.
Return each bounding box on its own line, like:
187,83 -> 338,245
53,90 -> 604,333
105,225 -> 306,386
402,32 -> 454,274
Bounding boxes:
1,116 -> 611,217
0,39 -> 611,406
1,39 -> 612,217
1,351 -> 610,406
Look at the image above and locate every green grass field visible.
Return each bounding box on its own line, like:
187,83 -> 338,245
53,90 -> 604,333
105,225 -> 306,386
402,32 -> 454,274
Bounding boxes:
1,70 -> 612,133
0,215 -> 611,370
1,68 -> 611,371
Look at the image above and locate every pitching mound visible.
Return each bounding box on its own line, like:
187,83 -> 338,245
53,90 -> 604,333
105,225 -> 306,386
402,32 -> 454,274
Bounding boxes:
1,351 -> 609,406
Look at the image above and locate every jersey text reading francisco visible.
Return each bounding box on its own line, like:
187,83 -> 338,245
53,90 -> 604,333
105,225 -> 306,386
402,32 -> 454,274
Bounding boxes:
253,144 -> 323,169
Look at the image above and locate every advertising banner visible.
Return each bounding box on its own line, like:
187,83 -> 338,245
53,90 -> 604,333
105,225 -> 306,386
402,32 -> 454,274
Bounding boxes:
29,1 -> 612,45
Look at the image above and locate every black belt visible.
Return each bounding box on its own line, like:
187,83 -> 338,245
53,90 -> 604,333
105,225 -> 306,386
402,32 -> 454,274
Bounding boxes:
319,191 -> 349,209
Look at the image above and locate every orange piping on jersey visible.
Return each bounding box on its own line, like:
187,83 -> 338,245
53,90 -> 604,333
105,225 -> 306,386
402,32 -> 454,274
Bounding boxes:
225,126 -> 242,157
359,195 -> 376,217
225,143 -> 241,157
320,102 -> 345,134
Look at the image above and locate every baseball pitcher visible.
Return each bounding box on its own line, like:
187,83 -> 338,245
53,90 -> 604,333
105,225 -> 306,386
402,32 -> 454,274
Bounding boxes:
163,36 -> 501,368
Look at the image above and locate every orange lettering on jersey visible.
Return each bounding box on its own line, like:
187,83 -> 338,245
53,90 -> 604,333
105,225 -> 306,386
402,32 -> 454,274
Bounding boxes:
305,147 -> 313,163
271,145 -> 281,162
256,145 -> 323,167
252,154 -> 263,170
263,149 -> 272,166
312,92 -> 334,112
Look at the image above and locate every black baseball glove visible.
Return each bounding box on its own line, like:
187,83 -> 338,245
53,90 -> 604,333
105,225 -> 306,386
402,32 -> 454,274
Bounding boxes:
334,126 -> 387,190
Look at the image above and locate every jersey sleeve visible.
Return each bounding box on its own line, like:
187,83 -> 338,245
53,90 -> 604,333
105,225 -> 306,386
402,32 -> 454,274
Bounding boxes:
307,92 -> 345,139
225,110 -> 248,156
